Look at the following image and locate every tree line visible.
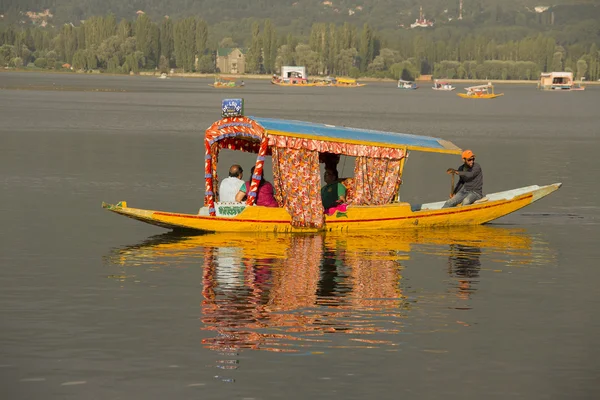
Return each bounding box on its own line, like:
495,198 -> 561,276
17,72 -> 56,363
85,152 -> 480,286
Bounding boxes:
1,13 -> 599,81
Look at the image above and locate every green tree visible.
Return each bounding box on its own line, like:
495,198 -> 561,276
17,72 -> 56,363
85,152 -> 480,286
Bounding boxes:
34,57 -> 47,68
294,44 -> 319,75
576,58 -> 588,79
117,19 -> 131,41
246,22 -> 262,73
9,56 -> 23,68
336,48 -> 357,76
262,19 -> 276,74
552,51 -> 563,71
197,54 -> 215,73
0,44 -> 15,66
174,17 -> 195,72
275,44 -> 294,70
159,17 -> 174,64
358,24 -> 374,72
195,18 -> 208,56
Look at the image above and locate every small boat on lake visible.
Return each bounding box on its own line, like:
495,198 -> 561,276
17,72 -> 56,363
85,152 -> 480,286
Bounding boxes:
103,98 -> 561,233
209,76 -> 243,88
398,80 -> 418,90
432,80 -> 455,91
333,77 -> 366,87
272,76 -> 316,86
457,83 -> 503,99
538,72 -> 584,91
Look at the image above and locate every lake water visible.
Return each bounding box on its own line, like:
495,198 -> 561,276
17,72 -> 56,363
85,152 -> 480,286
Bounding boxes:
1,71 -> 599,399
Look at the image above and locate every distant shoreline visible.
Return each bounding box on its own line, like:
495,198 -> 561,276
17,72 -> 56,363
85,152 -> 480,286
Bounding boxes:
2,68 -> 598,85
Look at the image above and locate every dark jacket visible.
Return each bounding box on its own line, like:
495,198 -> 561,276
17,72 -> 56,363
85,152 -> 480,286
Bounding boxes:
454,162 -> 483,196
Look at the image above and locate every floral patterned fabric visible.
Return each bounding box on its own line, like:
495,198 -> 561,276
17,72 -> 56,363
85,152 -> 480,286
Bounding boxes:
272,147 -> 324,228
204,117 -> 268,215
245,138 -> 270,206
352,157 -> 401,205
269,135 -> 405,159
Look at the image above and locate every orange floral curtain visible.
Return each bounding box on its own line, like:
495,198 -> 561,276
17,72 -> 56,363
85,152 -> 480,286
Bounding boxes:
352,157 -> 401,205
272,147 -> 324,228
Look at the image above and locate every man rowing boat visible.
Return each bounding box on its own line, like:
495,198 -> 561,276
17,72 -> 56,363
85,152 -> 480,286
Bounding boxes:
443,150 -> 483,208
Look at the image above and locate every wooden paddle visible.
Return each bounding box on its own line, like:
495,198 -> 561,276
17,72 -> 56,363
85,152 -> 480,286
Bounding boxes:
450,173 -> 455,198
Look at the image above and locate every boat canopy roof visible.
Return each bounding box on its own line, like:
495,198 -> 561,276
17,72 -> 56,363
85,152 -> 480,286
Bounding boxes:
540,71 -> 572,78
336,77 -> 356,84
466,82 -> 493,90
205,115 -> 461,156
398,79 -> 414,83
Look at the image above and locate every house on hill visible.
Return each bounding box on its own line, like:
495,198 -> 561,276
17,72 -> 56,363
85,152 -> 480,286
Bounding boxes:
216,48 -> 247,74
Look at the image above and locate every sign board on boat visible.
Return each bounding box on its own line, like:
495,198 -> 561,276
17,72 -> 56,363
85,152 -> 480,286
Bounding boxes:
221,98 -> 244,118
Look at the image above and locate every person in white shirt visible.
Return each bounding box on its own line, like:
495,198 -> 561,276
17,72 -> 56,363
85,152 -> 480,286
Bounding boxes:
219,164 -> 244,202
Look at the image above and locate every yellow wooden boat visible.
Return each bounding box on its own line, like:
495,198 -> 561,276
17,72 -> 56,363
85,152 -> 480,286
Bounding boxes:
333,77 -> 366,87
103,98 -> 560,233
457,82 -> 503,99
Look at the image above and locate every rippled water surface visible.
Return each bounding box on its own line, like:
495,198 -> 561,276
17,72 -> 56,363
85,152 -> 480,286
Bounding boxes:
1,72 -> 599,399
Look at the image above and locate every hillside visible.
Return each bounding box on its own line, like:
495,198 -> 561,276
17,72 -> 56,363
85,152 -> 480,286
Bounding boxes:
1,0 -> 597,32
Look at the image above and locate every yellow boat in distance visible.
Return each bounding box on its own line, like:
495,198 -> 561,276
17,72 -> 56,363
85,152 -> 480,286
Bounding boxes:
208,76 -> 244,88
457,82 -> 504,99
308,77 -> 366,87
333,77 -> 366,87
102,98 -> 561,233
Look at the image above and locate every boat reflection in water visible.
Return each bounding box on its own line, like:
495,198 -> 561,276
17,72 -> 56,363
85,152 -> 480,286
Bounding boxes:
107,226 -> 555,354
199,233 -> 410,352
447,244 -> 482,301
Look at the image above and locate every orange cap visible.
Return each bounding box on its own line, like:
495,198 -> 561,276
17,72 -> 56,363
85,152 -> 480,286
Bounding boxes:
461,150 -> 474,159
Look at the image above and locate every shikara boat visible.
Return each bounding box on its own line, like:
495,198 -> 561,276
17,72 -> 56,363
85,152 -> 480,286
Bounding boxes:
398,79 -> 418,90
102,99 -> 561,233
333,77 -> 366,87
432,80 -> 455,91
272,77 -> 316,86
208,76 -> 243,88
457,83 -> 503,99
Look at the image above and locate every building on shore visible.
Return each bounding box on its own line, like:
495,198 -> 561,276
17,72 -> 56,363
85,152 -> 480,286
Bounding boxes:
216,48 -> 247,74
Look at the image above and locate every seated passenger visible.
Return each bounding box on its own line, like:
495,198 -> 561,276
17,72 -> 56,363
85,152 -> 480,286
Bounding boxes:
219,164 -> 244,202
235,166 -> 278,207
321,168 -> 346,215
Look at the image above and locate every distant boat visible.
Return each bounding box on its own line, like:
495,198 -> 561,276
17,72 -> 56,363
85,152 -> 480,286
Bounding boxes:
457,82 -> 503,99
272,76 -> 316,86
333,77 -> 366,87
209,76 -> 243,88
398,79 -> 418,90
432,79 -> 455,91
158,72 -> 169,79
538,72 -> 579,91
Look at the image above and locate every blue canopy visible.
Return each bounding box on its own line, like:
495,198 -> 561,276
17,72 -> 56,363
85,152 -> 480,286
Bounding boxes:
252,117 -> 461,154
